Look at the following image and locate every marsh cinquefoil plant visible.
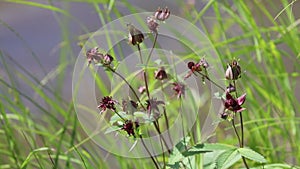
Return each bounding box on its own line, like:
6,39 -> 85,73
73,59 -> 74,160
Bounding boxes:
86,7 -> 267,169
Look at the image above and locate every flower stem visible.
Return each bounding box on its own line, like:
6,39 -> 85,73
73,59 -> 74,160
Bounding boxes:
156,120 -> 166,168
139,135 -> 160,169
160,81 -> 173,147
146,32 -> 158,65
163,106 -> 173,147
231,119 -> 241,147
153,121 -> 171,154
137,44 -> 151,100
113,110 -> 126,122
179,99 -> 193,169
233,80 -> 249,169
240,112 -> 244,147
108,67 -> 146,110
198,72 -> 225,92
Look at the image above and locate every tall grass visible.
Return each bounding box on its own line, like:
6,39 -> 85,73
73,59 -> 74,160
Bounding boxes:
0,0 -> 299,168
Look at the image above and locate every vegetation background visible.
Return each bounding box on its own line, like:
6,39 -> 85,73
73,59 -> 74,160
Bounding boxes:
0,0 -> 299,168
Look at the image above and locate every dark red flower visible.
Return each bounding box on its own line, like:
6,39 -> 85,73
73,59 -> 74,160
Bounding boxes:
97,96 -> 116,114
185,58 -> 209,79
122,120 -> 139,137
155,67 -> 168,80
223,92 -> 246,113
172,82 -> 185,98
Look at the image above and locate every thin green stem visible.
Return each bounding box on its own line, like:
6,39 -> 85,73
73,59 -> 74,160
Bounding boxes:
146,32 -> 158,65
114,110 -> 126,122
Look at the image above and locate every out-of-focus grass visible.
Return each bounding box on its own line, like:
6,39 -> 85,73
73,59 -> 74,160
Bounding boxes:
0,0 -> 299,168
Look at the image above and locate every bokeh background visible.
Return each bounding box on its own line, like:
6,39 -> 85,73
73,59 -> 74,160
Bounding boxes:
1,0 -> 299,168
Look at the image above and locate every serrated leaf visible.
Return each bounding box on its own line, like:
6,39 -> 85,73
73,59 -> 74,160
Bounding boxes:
216,148 -> 241,169
238,147 -> 267,163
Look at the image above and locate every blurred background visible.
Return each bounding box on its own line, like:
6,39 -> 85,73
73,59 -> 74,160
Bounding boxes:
0,0 -> 299,168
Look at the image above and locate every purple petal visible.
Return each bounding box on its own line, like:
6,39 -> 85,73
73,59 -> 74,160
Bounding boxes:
236,107 -> 246,113
237,93 -> 246,105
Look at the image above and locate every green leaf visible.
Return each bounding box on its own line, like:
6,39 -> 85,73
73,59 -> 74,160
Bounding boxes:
4,0 -> 68,15
216,148 -> 241,169
104,126 -> 121,134
238,147 -> 267,163
250,163 -> 300,169
21,147 -> 53,169
168,137 -> 195,169
109,111 -> 127,124
182,143 -> 235,157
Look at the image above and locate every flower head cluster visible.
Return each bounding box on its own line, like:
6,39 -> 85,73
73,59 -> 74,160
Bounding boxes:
86,47 -> 114,67
221,92 -> 246,120
122,120 -> 140,137
97,96 -> 116,114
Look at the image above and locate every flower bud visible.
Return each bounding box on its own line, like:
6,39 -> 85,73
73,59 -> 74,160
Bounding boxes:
155,67 -> 168,80
225,60 -> 241,80
103,54 -> 113,65
226,83 -> 236,93
127,24 -> 144,45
